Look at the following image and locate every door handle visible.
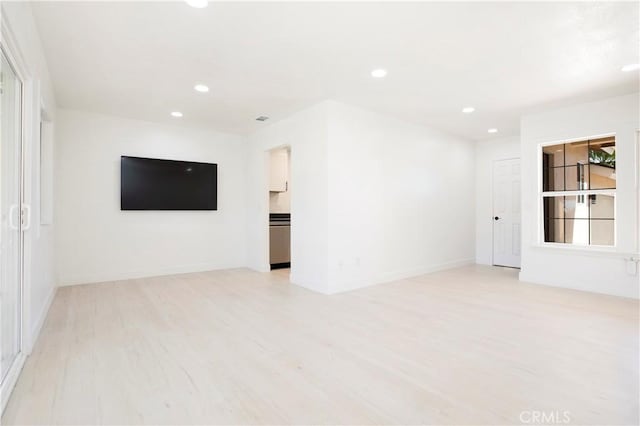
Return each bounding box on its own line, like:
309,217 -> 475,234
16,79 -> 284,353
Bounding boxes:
494,216 -> 500,221
22,204 -> 31,231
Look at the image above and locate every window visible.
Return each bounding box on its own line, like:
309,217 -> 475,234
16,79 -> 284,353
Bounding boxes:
541,136 -> 615,246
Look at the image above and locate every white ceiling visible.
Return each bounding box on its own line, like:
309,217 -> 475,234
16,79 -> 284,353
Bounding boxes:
32,1 -> 639,140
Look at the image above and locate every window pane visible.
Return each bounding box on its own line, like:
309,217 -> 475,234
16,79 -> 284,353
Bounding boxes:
590,164 -> 616,189
544,218 -> 564,243
589,137 -> 616,189
543,167 -> 564,191
564,195 -> 589,220
590,220 -> 614,246
543,196 -> 564,219
543,144 -> 564,167
589,137 -> 615,167
564,219 -> 589,245
565,141 -> 588,166
565,164 -> 589,190
589,194 -> 614,219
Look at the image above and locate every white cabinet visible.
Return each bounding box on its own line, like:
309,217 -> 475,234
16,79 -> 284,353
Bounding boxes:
269,150 -> 288,192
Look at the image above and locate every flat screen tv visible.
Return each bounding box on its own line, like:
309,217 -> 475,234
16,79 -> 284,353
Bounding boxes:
121,156 -> 217,210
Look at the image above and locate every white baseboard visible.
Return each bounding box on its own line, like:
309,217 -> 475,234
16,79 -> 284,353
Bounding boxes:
59,258 -> 476,296
380,257 -> 475,285
519,270 -> 639,300
328,257 -> 475,294
28,286 -> 57,353
289,273 -> 330,294
58,261 -> 247,287
0,352 -> 26,415
248,263 -> 270,273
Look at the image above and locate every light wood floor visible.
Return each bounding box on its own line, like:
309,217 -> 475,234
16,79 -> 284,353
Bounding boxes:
2,265 -> 638,425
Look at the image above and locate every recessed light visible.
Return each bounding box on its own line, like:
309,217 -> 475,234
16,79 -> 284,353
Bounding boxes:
371,69 -> 387,78
171,111 -> 183,118
621,63 -> 640,72
194,84 -> 209,93
488,128 -> 498,134
256,116 -> 269,122
185,0 -> 208,8
462,107 -> 475,113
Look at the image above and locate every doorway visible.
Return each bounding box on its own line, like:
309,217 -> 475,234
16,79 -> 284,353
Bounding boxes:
492,158 -> 521,268
0,46 -> 26,411
268,147 -> 291,271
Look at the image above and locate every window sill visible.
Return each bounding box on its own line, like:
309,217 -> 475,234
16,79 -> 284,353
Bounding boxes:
530,243 -> 638,259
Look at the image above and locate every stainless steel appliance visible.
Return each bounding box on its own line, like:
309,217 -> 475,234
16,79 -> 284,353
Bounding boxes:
269,213 -> 290,269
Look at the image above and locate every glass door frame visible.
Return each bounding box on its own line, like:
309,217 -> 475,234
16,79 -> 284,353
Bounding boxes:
0,21 -> 28,413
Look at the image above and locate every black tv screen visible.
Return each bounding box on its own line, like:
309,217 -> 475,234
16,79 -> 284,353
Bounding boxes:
121,156 -> 217,210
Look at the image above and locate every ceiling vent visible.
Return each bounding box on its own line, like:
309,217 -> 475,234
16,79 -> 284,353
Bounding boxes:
255,116 -> 269,121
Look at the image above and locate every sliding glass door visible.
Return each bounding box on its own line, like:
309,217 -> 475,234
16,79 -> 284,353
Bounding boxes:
0,47 -> 23,387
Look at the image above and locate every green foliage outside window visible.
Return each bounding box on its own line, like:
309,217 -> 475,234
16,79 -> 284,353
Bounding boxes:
589,148 -> 615,168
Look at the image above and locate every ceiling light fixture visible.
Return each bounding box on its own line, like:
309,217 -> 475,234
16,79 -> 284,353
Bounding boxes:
194,84 -> 209,93
185,0 -> 208,8
371,69 -> 387,78
256,116 -> 269,122
488,128 -> 498,134
171,111 -> 183,118
621,63 -> 640,72
462,107 -> 475,113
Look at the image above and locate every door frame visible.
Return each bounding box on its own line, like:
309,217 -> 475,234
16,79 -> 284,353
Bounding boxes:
491,156 -> 521,267
0,13 -> 32,413
264,145 -> 291,273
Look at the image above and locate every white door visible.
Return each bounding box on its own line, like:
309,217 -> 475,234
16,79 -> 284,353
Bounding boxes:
0,47 -> 24,410
492,158 -> 521,268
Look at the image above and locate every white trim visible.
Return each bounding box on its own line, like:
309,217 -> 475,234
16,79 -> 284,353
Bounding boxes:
518,270 -> 637,300
327,258 -> 475,295
537,132 -> 616,148
21,76 -> 35,359
0,16 -> 29,82
636,130 -> 640,254
249,263 -> 271,273
264,144 -> 292,273
58,261 -> 248,287
289,273 -> 329,294
541,189 -> 615,197
529,243 -> 635,258
0,13 -> 35,414
0,353 -> 26,412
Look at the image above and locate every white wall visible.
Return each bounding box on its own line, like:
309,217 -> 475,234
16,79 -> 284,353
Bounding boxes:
246,102 -> 329,293
247,101 -> 476,294
326,101 -> 476,293
55,110 -> 247,286
520,93 -> 640,299
2,1 -> 58,348
475,136 -> 520,265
